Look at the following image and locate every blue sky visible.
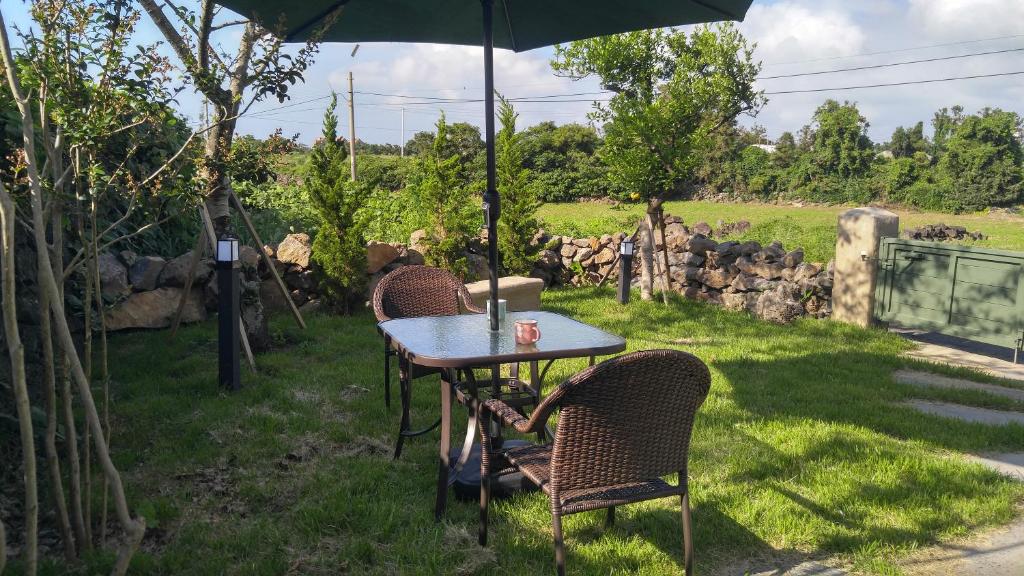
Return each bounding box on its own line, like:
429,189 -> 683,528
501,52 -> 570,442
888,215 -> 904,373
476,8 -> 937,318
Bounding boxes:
5,0 -> 1023,146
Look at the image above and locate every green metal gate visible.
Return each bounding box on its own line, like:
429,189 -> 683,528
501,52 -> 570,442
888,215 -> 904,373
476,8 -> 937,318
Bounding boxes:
875,238 -> 1024,360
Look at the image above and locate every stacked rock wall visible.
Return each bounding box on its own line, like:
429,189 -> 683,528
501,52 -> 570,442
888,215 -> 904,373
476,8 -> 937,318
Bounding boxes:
529,215 -> 834,323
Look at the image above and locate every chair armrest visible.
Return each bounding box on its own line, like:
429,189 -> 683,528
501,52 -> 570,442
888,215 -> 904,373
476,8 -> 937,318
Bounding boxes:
462,300 -> 485,315
482,398 -> 535,434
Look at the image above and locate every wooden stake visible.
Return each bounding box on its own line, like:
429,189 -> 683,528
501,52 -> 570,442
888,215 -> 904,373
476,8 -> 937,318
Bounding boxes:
169,225 -> 207,338
228,190 -> 305,329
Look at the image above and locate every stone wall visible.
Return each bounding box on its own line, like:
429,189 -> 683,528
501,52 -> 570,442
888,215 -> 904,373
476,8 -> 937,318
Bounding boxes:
528,215 -> 834,323
902,223 -> 985,242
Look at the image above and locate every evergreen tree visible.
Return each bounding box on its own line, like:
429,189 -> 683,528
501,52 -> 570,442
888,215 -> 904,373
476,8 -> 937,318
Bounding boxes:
495,96 -> 539,274
306,94 -> 371,311
411,113 -> 477,276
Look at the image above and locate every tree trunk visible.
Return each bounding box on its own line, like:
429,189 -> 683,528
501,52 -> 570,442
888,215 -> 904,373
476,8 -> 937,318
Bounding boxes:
639,219 -> 654,301
1,182 -> 38,576
0,14 -> 145,573
646,213 -> 670,305
39,280 -> 77,560
0,515 -> 6,574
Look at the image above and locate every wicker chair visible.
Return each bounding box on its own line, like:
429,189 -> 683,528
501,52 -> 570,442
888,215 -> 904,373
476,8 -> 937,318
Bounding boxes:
372,265 -> 484,458
478,349 -> 711,576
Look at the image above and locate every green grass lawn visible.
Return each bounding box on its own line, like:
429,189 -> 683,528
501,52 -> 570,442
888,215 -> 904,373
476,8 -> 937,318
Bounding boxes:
537,201 -> 1024,264
54,289 -> 1024,575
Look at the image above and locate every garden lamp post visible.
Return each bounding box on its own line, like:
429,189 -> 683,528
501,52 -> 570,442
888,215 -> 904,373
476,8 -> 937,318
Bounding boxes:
217,235 -> 241,391
618,238 -> 635,304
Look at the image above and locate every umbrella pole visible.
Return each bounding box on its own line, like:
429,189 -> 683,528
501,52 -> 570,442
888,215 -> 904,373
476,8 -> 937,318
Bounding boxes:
481,0 -> 500,331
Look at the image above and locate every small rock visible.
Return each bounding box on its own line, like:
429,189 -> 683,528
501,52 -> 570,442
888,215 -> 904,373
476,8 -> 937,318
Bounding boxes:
783,249 -> 804,268
574,247 -> 594,262
366,241 -> 401,274
686,235 -> 718,255
693,221 -> 713,236
593,248 -> 616,265
560,244 -> 577,259
277,233 -> 313,268
239,245 -> 261,270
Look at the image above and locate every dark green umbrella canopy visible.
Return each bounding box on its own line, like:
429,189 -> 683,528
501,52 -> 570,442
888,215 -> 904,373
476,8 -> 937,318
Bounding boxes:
217,0 -> 753,50
217,0 -> 753,330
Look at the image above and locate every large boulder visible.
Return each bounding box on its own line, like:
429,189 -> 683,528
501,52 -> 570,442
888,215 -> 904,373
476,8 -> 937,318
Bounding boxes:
159,251 -> 213,288
366,241 -> 401,274
722,292 -> 760,313
104,287 -> 205,331
276,233 -> 313,268
98,252 -> 130,297
128,256 -> 166,292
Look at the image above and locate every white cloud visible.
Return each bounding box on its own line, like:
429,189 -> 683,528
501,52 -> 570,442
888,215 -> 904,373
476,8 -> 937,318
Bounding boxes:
739,2 -> 867,65
908,0 -> 1024,40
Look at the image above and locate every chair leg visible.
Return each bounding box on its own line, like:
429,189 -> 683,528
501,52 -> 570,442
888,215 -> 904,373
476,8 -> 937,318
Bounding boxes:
479,421 -> 490,546
552,510 -> 566,576
383,344 -> 391,409
681,492 -> 693,576
605,506 -> 615,528
393,368 -> 411,459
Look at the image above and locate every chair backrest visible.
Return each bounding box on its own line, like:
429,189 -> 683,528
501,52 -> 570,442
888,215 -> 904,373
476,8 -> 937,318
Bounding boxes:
372,265 -> 469,321
549,349 -> 711,494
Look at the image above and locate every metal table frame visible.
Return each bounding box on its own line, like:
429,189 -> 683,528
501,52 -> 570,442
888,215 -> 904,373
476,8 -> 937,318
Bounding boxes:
378,311 -> 626,519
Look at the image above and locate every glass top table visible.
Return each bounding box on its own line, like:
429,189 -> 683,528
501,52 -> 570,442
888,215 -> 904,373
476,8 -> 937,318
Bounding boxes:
378,310 -> 626,519
379,310 -> 627,368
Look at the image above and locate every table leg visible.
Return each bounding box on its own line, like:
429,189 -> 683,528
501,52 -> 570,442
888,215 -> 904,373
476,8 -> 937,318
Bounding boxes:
435,369 -> 454,521
452,370 -> 480,477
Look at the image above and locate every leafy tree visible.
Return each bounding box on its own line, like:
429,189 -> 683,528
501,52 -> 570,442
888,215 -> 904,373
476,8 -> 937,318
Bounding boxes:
519,121 -> 609,201
937,108 -> 1023,211
932,105 -> 965,154
808,100 -> 874,178
306,95 -> 371,310
888,121 -> 928,158
552,23 -> 764,206
495,96 -> 539,274
354,140 -> 402,155
404,130 -> 436,156
774,131 -> 799,168
230,130 -> 299,185
409,114 -> 478,276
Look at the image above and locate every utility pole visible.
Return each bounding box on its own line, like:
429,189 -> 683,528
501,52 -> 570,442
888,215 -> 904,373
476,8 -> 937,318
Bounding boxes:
348,71 -> 357,180
400,108 -> 405,157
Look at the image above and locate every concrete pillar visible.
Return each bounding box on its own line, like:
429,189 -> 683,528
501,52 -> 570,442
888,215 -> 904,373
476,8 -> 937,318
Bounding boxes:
833,207 -> 899,328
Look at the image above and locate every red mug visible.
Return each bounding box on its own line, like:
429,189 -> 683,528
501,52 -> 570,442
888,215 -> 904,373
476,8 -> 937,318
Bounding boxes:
514,319 -> 541,345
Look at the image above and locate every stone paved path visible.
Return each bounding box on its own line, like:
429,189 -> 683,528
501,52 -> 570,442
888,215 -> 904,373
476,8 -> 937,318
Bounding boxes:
894,369 -> 1024,402
891,328 -> 1024,382
901,399 -> 1024,426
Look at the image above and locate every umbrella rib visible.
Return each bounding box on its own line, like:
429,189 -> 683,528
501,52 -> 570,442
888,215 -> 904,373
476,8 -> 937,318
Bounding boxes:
689,0 -> 740,21
284,0 -> 351,42
500,0 -> 517,52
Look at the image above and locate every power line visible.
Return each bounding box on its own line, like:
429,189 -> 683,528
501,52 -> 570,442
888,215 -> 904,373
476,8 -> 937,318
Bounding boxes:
762,32 -> 1024,67
759,46 -> 1024,80
765,70 -> 1024,95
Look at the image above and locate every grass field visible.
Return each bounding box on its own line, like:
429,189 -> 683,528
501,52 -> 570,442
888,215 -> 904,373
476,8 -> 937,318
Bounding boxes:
537,201 -> 1024,264
30,289 -> 1024,575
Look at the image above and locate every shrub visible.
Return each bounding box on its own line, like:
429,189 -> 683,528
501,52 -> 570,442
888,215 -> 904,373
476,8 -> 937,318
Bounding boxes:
357,154 -> 417,192
236,181 -> 320,243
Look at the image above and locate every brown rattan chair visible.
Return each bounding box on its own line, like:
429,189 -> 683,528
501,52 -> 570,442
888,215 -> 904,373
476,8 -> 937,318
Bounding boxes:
372,265 -> 484,458
477,349 -> 711,576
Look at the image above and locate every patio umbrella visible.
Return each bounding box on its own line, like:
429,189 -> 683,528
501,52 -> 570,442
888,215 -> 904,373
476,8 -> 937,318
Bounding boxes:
216,0 -> 755,330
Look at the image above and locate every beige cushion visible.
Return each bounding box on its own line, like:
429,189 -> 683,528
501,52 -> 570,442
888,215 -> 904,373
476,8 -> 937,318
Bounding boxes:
464,276 -> 544,312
